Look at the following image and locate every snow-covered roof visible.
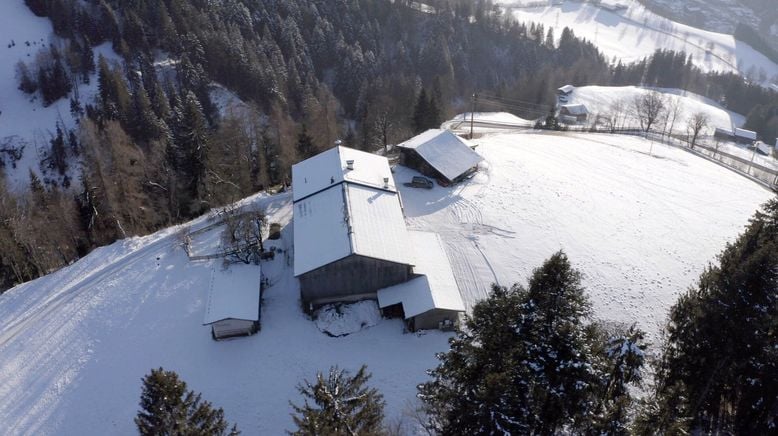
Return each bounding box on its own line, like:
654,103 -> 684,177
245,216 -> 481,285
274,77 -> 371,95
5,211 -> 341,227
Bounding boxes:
735,128 -> 757,141
558,85 -> 575,94
203,264 -> 261,324
293,183 -> 412,276
560,104 -> 589,115
292,146 -> 396,202
377,231 -> 465,318
396,129 -> 483,181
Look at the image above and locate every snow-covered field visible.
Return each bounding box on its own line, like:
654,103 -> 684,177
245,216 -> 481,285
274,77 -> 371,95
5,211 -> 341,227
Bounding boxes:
569,85 -> 746,134
398,131 -> 773,340
504,0 -> 778,82
0,131 -> 773,434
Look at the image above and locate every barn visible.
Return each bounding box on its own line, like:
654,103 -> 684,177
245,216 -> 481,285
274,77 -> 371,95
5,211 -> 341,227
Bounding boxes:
735,128 -> 757,145
293,146 -> 414,309
203,264 -> 261,340
559,104 -> 589,124
396,129 -> 483,184
377,231 -> 465,331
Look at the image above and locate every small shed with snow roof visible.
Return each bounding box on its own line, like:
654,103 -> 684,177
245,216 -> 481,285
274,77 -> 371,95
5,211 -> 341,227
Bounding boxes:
203,264 -> 261,340
396,129 -> 483,184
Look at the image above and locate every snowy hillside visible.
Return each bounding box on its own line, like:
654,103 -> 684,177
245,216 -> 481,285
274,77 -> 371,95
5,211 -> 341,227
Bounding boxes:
568,85 -> 746,133
503,0 -> 778,82
0,130 -> 772,434
0,0 -> 119,190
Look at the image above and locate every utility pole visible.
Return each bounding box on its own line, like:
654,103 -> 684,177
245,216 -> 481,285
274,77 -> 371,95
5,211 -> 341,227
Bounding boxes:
470,92 -> 476,140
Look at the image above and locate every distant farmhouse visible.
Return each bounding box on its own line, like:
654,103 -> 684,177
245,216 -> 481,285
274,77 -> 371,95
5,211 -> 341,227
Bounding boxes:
559,103 -> 589,124
714,127 -> 757,145
557,84 -> 574,103
292,146 -> 466,331
203,264 -> 261,339
396,129 -> 483,185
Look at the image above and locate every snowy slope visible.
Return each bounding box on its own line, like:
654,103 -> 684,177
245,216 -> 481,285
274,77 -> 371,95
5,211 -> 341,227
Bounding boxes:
397,131 -> 773,341
569,85 -> 746,133
0,191 -> 451,435
0,130 -> 773,434
0,0 -> 120,190
504,0 -> 778,81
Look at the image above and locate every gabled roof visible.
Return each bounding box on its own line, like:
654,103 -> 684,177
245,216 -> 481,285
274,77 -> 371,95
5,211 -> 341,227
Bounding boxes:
292,146 -> 396,202
293,183 -> 412,276
203,264 -> 261,325
396,129 -> 483,182
560,104 -> 588,115
735,128 -> 757,141
377,231 -> 465,318
558,85 -> 575,94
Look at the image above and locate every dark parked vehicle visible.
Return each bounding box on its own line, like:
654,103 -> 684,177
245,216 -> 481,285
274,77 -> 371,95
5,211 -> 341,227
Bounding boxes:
404,176 -> 434,189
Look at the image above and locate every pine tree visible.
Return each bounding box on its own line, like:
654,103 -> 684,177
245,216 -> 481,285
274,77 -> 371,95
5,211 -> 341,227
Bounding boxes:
411,89 -> 430,134
290,365 -> 385,436
295,125 -> 316,160
173,91 -> 209,216
640,199 -> 778,434
135,367 -> 240,436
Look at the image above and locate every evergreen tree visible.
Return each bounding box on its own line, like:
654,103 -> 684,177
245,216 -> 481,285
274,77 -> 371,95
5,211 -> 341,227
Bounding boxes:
411,88 -> 430,134
290,365 -> 385,436
295,125 -> 316,160
173,91 -> 209,216
135,367 -> 240,436
420,252 -> 636,435
639,199 -> 778,434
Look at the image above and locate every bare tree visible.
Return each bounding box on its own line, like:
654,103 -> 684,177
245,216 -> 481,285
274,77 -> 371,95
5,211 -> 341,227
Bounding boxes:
664,95 -> 683,137
633,91 -> 666,133
687,112 -> 709,149
221,205 -> 267,264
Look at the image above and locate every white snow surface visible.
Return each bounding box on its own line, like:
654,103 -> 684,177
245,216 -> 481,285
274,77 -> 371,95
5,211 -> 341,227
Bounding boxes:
203,264 -> 261,324
570,85 -> 746,134
0,0 -> 121,190
506,0 -> 778,81
377,231 -> 465,318
0,191 -> 451,435
397,129 -> 483,181
0,131 -> 774,434
314,301 -> 383,337
292,146 -> 396,202
293,183 -> 412,276
397,131 -> 773,341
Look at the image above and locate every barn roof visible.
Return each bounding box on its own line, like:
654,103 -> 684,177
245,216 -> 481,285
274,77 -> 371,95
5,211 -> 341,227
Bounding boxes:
558,84 -> 575,94
560,104 -> 589,115
203,264 -> 261,325
377,231 -> 465,319
292,146 -> 396,202
735,128 -> 757,141
293,182 -> 412,276
396,129 -> 483,182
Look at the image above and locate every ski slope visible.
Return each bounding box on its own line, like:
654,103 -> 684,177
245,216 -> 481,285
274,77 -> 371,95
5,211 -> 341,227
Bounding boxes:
504,0 -> 778,82
0,131 -> 773,434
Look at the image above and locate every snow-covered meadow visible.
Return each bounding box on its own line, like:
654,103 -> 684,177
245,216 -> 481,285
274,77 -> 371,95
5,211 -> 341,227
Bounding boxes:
503,0 -> 778,82
0,131 -> 773,434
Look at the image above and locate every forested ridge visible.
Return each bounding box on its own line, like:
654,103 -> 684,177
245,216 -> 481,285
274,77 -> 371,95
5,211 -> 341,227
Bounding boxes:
1,0 -> 776,291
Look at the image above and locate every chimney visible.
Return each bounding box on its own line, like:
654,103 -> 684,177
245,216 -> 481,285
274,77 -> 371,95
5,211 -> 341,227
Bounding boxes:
383,177 -> 390,188
346,160 -> 354,170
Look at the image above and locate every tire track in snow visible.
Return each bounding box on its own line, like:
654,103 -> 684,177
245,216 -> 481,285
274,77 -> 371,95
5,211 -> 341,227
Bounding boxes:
0,237 -> 172,348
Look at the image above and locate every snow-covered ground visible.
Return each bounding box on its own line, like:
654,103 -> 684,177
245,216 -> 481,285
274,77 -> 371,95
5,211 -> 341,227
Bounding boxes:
398,131 -> 773,341
441,112 -> 535,134
504,0 -> 778,82
0,131 -> 773,434
569,85 -> 746,134
0,0 -> 121,191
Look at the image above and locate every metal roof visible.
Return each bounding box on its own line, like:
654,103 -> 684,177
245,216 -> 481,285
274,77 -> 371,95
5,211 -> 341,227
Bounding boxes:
396,129 -> 483,181
203,264 -> 261,325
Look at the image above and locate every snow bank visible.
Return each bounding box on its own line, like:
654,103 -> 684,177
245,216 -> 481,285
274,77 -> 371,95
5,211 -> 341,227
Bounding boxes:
314,301 -> 383,337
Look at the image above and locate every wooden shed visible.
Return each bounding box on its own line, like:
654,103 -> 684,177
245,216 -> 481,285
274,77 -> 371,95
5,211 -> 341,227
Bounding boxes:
396,129 -> 483,184
293,146 -> 415,309
203,264 -> 261,340
559,104 -> 589,123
